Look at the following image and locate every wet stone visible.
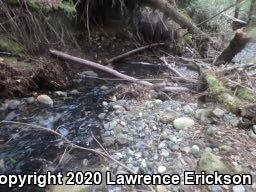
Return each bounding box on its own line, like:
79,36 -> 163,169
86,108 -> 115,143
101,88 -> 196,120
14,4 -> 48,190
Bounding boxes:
5,111 -> 18,121
7,100 -> 21,110
81,70 -> 98,77
54,91 -> 67,97
26,97 -> 35,104
249,131 -> 256,140
69,89 -> 80,95
37,95 -> 53,106
208,185 -> 223,192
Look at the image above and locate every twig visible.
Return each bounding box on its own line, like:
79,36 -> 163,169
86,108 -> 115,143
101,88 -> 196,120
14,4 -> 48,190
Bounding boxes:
216,63 -> 255,75
50,49 -> 189,93
107,43 -> 166,63
0,120 -> 155,191
50,49 -> 153,86
0,121 -> 133,173
160,57 -> 185,77
160,57 -> 196,84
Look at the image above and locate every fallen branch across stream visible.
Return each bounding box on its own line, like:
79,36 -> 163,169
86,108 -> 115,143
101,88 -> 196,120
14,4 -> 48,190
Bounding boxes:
50,49 -> 189,93
107,43 -> 165,64
50,49 -> 153,86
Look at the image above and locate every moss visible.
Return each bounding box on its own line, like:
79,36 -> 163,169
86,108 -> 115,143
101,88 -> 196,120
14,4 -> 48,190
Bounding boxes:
6,0 -> 76,17
184,33 -> 193,45
58,1 -> 76,17
220,93 -> 241,114
0,36 -> 23,54
236,88 -> 256,102
205,74 -> 228,94
205,73 -> 242,113
28,0 -> 52,13
6,0 -> 19,6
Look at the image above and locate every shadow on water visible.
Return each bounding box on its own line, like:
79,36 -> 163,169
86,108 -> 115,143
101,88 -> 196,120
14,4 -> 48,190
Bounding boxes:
0,84 -> 116,191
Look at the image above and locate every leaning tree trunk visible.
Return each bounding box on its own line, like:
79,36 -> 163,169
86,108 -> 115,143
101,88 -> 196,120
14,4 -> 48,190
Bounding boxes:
213,28 -> 251,66
144,0 -> 209,39
248,0 -> 256,27
233,0 -> 241,30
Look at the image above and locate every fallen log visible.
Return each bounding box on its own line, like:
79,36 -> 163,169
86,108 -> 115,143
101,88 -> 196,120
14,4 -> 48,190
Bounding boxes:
203,70 -> 256,114
50,49 -> 153,86
145,0 -> 209,40
49,49 -> 189,93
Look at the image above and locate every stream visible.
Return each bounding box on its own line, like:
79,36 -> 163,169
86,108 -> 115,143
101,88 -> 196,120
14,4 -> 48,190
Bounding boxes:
0,82 -> 116,191
0,41 -> 255,192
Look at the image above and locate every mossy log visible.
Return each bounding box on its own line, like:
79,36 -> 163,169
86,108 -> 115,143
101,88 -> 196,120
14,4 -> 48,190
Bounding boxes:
204,72 -> 255,114
6,0 -> 76,17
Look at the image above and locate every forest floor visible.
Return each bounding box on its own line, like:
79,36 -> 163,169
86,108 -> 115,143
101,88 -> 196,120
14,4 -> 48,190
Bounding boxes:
0,27 -> 255,192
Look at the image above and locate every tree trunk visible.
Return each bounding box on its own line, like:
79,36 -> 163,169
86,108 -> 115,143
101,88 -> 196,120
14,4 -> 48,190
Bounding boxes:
213,28 -> 251,66
248,0 -> 256,27
144,0 -> 209,40
233,0 -> 241,30
144,0 -> 210,57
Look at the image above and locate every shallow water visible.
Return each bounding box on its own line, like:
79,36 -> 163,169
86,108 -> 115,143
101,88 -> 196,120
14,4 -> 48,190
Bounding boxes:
0,84 -> 116,191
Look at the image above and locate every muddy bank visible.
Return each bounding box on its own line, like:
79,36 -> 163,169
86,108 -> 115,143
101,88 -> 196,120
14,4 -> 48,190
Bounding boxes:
0,57 -> 71,98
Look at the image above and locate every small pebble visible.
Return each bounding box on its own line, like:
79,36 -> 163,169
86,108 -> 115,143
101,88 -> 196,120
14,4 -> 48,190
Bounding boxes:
157,165 -> 167,174
190,145 -> 200,155
232,185 -> 245,192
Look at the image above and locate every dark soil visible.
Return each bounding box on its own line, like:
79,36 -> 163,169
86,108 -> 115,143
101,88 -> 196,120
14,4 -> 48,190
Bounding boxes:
0,57 -> 71,98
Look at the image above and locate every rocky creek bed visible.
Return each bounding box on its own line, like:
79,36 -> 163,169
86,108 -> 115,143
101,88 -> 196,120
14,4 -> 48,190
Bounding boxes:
96,97 -> 256,192
0,40 -> 255,192
1,85 -> 256,192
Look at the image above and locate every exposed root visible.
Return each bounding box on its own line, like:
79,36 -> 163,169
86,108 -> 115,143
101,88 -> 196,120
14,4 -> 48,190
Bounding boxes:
0,59 -> 70,98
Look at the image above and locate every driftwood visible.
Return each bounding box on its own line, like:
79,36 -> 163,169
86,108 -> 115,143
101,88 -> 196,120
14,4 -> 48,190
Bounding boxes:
50,49 -> 189,93
50,49 -> 153,86
107,43 -> 165,63
213,28 -> 251,66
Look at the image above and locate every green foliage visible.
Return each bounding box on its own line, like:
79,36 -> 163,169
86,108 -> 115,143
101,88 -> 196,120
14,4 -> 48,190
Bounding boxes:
58,1 -> 76,18
188,0 -> 251,35
6,0 -> 76,18
0,36 -> 23,54
184,33 -> 193,45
